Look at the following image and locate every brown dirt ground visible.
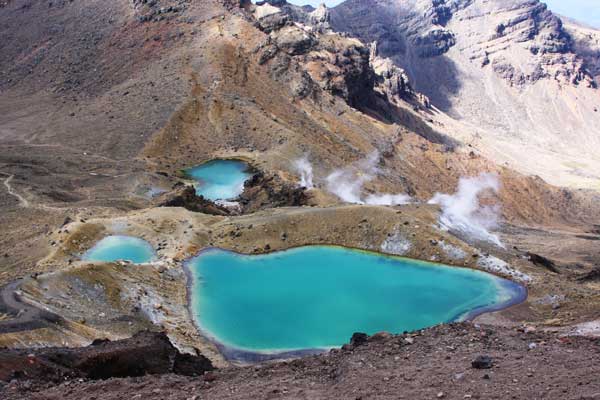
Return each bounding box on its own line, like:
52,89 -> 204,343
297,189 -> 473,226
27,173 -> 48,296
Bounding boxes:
1,322 -> 599,400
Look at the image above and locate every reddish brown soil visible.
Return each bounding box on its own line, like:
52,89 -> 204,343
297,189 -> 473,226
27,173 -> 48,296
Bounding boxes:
1,323 -> 599,400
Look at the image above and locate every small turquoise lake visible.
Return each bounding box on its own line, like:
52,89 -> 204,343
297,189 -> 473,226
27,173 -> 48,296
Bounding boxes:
187,246 -> 525,354
83,235 -> 156,264
185,159 -> 253,201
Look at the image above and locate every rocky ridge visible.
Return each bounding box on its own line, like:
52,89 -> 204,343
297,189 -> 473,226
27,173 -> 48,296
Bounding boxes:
132,0 -> 188,23
250,0 -> 423,108
332,0 -> 596,87
330,0 -> 600,189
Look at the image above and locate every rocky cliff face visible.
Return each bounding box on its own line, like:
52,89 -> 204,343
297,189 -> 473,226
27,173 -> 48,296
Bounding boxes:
251,3 -> 369,106
251,0 -> 421,109
370,42 -> 425,105
330,0 -> 600,189
332,0 -> 595,87
564,17 -> 600,82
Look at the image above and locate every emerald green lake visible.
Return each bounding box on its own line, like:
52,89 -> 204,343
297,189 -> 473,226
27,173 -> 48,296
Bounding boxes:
83,235 -> 156,264
185,159 -> 253,201
187,246 -> 525,355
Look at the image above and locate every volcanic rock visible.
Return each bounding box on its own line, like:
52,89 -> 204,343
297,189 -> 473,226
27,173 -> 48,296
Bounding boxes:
157,184 -> 230,216
525,252 -> 560,274
471,355 -> 493,369
239,171 -> 309,213
0,331 -> 214,383
349,332 -> 369,347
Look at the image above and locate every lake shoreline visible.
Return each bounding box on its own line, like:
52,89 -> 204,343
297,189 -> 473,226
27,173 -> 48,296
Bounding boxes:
183,245 -> 529,363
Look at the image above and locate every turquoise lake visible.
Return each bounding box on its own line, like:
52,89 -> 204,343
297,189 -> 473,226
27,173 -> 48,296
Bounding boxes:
187,246 -> 525,353
185,159 -> 253,201
83,235 -> 156,264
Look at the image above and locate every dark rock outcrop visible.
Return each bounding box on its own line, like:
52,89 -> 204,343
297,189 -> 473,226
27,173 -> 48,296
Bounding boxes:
157,183 -> 230,216
413,28 -> 456,58
4,323 -> 600,399
577,266 -> 600,282
132,0 -> 187,23
272,25 -> 316,55
157,171 -> 308,215
370,42 -> 425,105
239,172 -> 309,213
309,38 -> 374,107
251,0 -> 435,115
0,331 -> 214,383
525,252 -> 560,274
252,2 -> 376,107
349,332 -> 369,347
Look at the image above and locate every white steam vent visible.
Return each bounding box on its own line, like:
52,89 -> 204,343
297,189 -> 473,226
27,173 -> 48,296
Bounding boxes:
428,173 -> 504,248
294,156 -> 314,189
325,152 -> 411,206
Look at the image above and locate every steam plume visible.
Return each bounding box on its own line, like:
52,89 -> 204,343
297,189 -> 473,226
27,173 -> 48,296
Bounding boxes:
294,156 -> 314,189
428,173 -> 504,247
325,152 -> 411,206
325,169 -> 365,203
365,193 -> 412,205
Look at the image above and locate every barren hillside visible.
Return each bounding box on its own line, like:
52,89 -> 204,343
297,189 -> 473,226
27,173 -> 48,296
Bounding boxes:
0,1 -> 599,398
331,0 -> 600,189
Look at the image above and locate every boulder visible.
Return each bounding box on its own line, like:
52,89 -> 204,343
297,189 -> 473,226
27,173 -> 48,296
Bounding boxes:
349,332 -> 369,347
471,355 -> 493,369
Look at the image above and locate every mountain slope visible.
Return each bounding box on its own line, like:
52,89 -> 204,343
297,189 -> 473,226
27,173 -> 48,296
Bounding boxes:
0,0 -> 599,287
0,2 -> 599,397
331,0 -> 600,189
